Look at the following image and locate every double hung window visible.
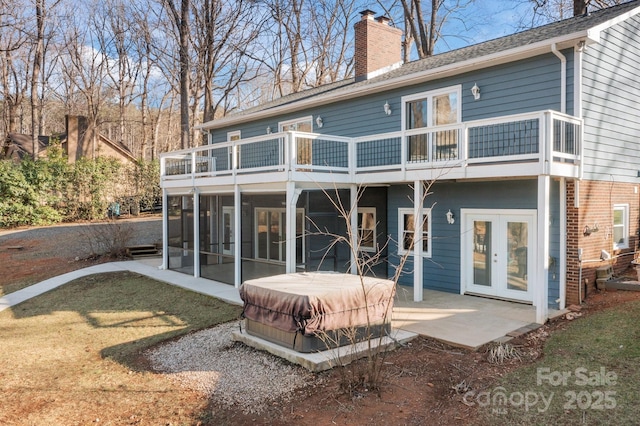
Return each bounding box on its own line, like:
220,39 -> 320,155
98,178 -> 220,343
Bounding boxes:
404,86 -> 461,162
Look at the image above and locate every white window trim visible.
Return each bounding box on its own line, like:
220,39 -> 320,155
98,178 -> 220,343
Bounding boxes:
613,204 -> 629,250
278,116 -> 313,132
357,207 -> 377,253
227,131 -> 241,169
254,207 -> 306,263
398,207 -> 432,257
401,85 -> 462,132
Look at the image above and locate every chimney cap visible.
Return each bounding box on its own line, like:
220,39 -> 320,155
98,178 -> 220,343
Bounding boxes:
376,16 -> 391,25
360,9 -> 376,20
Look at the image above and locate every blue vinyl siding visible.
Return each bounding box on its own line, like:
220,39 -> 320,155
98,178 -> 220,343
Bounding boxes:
582,14 -> 640,183
211,52 -> 569,143
386,179 -> 560,308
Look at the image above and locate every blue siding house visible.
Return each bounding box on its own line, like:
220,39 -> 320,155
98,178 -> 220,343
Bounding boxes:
160,2 -> 640,324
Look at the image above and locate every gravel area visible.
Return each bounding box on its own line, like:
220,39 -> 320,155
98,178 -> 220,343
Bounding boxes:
146,321 -> 319,414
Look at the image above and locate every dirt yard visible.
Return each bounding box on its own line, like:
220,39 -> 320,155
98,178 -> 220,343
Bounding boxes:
2,220 -> 640,425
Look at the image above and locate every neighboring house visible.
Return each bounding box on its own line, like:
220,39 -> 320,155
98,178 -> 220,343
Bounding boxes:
2,115 -> 136,164
160,2 -> 640,324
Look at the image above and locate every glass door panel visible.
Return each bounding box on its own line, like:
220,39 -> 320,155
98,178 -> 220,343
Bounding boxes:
257,210 -> 268,259
269,211 -> 281,261
222,207 -> 234,255
472,220 -> 492,287
506,221 -> 528,292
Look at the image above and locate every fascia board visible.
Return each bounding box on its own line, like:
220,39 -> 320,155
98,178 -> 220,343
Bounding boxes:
587,5 -> 640,42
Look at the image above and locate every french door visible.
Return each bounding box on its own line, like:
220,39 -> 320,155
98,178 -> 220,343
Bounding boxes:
462,209 -> 536,302
255,208 -> 305,263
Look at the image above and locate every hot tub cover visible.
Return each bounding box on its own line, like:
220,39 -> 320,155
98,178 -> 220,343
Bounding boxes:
239,272 -> 395,337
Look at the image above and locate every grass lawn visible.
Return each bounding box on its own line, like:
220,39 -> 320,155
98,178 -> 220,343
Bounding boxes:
480,299 -> 640,425
0,271 -> 242,425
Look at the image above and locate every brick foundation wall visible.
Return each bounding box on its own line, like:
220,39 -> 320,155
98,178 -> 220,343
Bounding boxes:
565,179 -> 640,304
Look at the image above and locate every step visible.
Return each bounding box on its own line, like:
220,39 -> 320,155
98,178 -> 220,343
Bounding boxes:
126,245 -> 159,258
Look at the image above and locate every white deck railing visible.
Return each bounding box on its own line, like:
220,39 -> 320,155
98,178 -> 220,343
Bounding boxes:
160,110 -> 581,181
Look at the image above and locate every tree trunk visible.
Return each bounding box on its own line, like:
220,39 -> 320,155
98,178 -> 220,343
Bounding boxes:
31,0 -> 45,159
574,0 -> 588,16
179,0 -> 190,149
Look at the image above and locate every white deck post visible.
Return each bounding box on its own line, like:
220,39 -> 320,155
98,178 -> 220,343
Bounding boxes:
414,181 -> 424,302
285,181 -> 298,274
537,175 -> 550,323
350,184 -> 358,275
193,188 -> 200,278
234,184 -> 242,288
161,189 -> 168,270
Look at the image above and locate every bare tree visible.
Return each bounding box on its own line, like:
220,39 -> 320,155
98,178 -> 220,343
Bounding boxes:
192,0 -> 265,122
521,0 -> 627,27
59,9 -> 110,158
309,0 -> 356,85
398,0 -> 477,59
30,0 -> 62,158
96,0 -> 140,155
161,0 -> 190,149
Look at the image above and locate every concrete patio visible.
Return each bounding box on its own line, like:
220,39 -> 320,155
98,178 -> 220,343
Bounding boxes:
1,257 -> 565,351
393,286 -> 565,349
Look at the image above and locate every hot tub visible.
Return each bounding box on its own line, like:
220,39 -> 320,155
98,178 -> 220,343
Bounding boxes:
239,272 -> 395,353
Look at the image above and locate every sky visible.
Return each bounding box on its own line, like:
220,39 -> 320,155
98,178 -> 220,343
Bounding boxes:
432,0 -> 537,53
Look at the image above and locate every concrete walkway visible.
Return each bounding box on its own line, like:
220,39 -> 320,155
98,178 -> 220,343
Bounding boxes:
1,259 -> 558,349
0,258 -> 242,313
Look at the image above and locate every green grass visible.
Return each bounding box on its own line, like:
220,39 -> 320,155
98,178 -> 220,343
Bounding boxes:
479,300 -> 640,425
0,271 -> 242,424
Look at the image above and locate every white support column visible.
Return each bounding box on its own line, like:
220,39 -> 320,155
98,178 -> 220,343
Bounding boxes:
234,185 -> 242,288
285,182 -> 300,273
161,189 -> 169,270
537,175 -> 550,323
350,184 -> 358,275
193,189 -> 200,278
559,178 -> 567,310
414,181 -> 424,302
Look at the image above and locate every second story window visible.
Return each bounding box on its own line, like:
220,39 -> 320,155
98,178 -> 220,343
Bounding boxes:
403,86 -> 461,162
280,116 -> 313,166
227,131 -> 241,169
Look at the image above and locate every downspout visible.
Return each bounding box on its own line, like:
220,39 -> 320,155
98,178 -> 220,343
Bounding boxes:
574,41 -> 585,303
551,43 -> 566,114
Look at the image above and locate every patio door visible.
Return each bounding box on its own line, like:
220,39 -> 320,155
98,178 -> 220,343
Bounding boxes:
255,208 -> 305,263
222,206 -> 234,255
462,209 -> 535,303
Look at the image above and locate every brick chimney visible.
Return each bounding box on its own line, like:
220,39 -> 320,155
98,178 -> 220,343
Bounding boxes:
354,10 -> 403,82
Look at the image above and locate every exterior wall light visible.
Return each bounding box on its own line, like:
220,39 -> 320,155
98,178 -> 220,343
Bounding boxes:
383,101 -> 392,115
266,126 -> 272,134
471,83 -> 481,100
315,116 -> 323,128
446,209 -> 455,224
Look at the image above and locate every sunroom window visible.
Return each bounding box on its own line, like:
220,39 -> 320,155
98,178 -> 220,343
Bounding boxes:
404,86 -> 460,162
